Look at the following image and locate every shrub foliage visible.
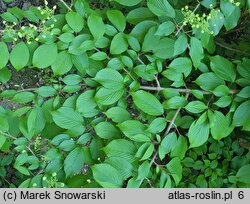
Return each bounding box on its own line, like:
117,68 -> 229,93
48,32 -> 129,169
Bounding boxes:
0,0 -> 250,188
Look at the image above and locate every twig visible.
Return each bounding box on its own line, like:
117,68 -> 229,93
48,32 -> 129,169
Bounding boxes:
0,131 -> 17,140
149,151 -> 158,166
0,0 -> 6,10
123,68 -> 136,81
175,2 -> 201,36
164,93 -> 189,136
26,146 -> 37,157
137,56 -> 145,65
17,88 -> 37,93
150,93 -> 189,166
59,0 -> 72,11
139,86 -> 239,95
0,131 -> 37,158
154,75 -> 161,89
215,41 -> 250,57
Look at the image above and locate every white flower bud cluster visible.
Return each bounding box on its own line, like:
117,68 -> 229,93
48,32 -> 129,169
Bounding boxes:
181,5 -> 222,35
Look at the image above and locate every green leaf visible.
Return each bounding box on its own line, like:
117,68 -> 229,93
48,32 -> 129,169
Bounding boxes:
95,68 -> 124,89
153,37 -> 175,59
112,0 -> 142,6
233,100 -> 250,131
126,8 -> 155,24
189,37 -> 204,68
110,33 -> 128,55
168,57 -> 192,77
103,139 -> 137,163
166,157 -> 182,186
12,92 -> 35,104
159,132 -> 177,160
188,118 -> 210,148
27,108 -> 46,133
36,86 -> 57,97
142,27 -> 160,52
0,42 -> 9,69
185,101 -> 207,114
0,117 -> 9,132
237,58 -> 250,79
210,55 -> 236,82
59,140 -> 76,152
105,107 -> 131,123
90,52 -> 107,61
65,11 -> 84,32
141,144 -> 154,160
174,35 -> 188,56
132,90 -> 164,116
87,14 -> 105,39
208,111 -> 233,140
62,74 -> 81,85
58,32 -> 75,43
64,147 -> 85,177
237,86 -> 250,99
147,0 -> 175,18
1,12 -> 18,23
137,161 -> 150,180
51,51 -> 73,75
195,72 -> 224,91
118,120 -> 150,142
33,44 -> 58,68
163,96 -> 187,109
92,163 -> 123,187
0,67 -> 11,83
95,87 -> 124,105
10,42 -> 29,71
147,117 -> 166,134
74,0 -> 85,17
76,90 -> 98,117
155,21 -> 175,36
220,2 -> 240,31
127,35 -> 141,51
213,96 -> 232,108
170,136 -> 188,160
105,157 -> 134,180
107,10 -> 126,32
236,164 -> 250,184
51,134 -> 70,146
94,122 -> 120,139
52,107 -> 84,129
213,85 -> 230,97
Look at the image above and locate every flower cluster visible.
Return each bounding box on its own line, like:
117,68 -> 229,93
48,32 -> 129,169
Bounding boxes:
228,0 -> 240,7
0,0 -> 57,43
34,136 -> 42,152
41,173 -> 65,188
181,5 -> 221,35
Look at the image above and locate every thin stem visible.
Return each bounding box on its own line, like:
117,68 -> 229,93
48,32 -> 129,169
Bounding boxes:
164,93 -> 189,136
139,85 -> 239,95
123,68 -> 136,81
59,0 -> 72,11
0,131 -> 37,158
149,151 -> 158,166
0,131 -> 17,140
154,75 -> 161,89
215,41 -> 250,57
150,93 -> 189,166
137,56 -> 145,65
17,88 -> 37,93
